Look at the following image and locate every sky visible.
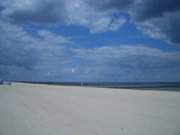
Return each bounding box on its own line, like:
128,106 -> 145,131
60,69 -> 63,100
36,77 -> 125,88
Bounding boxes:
0,0 -> 180,82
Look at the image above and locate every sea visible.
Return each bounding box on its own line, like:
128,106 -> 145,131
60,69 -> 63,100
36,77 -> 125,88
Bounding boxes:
19,81 -> 180,91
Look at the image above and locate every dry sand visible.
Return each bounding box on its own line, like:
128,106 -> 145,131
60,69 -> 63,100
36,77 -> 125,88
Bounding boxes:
0,83 -> 180,135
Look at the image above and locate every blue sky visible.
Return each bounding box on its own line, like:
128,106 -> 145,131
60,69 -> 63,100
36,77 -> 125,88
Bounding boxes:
0,0 -> 180,82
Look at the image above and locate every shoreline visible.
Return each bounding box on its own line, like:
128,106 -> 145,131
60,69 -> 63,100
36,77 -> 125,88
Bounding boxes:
3,82 -> 180,91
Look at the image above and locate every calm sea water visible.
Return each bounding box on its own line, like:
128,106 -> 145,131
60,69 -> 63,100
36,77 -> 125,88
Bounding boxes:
19,81 -> 180,91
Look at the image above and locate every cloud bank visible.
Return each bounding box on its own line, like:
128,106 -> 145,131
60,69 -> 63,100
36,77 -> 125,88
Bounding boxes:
0,0 -> 127,33
0,21 -> 180,82
132,0 -> 180,45
0,0 -> 179,45
0,0 -> 180,82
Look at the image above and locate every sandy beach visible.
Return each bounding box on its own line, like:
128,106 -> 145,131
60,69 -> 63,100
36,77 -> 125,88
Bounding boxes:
0,83 -> 180,135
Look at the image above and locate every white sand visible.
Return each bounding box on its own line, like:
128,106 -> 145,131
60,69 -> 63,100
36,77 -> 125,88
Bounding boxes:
0,83 -> 180,135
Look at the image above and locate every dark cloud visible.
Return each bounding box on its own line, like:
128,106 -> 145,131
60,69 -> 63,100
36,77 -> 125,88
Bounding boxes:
133,0 -> 180,21
0,45 -> 37,69
0,21 -> 38,70
86,0 -> 134,10
7,0 -> 66,24
129,0 -> 180,45
156,12 -> 180,44
0,0 -> 127,33
0,6 -> 4,12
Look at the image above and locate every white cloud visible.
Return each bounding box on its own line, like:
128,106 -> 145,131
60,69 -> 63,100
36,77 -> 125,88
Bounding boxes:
90,16 -> 126,33
37,30 -> 73,47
